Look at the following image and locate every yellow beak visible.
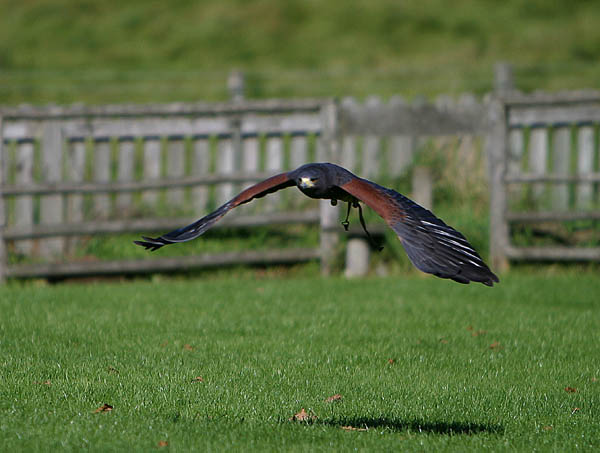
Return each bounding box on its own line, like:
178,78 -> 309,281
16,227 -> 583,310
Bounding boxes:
300,177 -> 315,188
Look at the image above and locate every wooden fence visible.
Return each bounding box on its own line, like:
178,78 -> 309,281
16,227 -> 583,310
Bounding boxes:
5,65 -> 596,281
0,87 -> 489,282
488,89 -> 600,271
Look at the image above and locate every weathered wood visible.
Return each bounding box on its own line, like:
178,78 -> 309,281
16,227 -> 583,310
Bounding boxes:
0,172 -> 280,196
1,98 -> 328,120
551,126 -> 571,210
576,126 -> 594,209
192,138 -> 210,213
505,246 -> 600,261
502,90 -> 600,106
387,96 -> 415,177
93,139 -> 111,218
506,211 -> 600,222
241,136 -> 259,190
66,139 -> 86,253
528,127 -> 548,202
216,137 -> 235,205
505,172 -> 600,183
345,238 -> 370,278
6,247 -> 321,278
412,166 -> 432,210
3,209 -> 320,240
166,137 -> 185,205
338,94 -> 486,136
507,128 -> 524,176
508,102 -> 600,127
340,135 -> 357,173
290,134 -> 308,170
39,121 -> 64,257
116,138 -> 135,212
14,141 -> 34,254
494,62 -> 516,95
0,115 -> 6,282
142,137 -> 161,206
362,97 -> 382,178
486,97 -> 509,273
265,135 -> 283,211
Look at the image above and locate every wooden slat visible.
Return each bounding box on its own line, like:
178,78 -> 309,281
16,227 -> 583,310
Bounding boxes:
241,136 -> 259,190
142,137 -> 161,206
361,97 -> 382,178
0,172 -> 279,196
6,248 -> 321,278
508,102 -> 600,127
338,95 -> 486,136
116,138 -> 135,212
3,209 -> 320,240
528,127 -> 548,201
576,126 -> 595,208
340,135 -> 357,173
93,139 -> 111,218
166,137 -> 185,205
216,137 -> 235,205
39,121 -> 64,257
0,115 -> 6,282
506,211 -> 600,222
1,98 -> 327,120
387,98 -> 415,176
14,141 -> 34,254
265,135 -> 283,211
66,140 -> 86,252
551,126 -> 570,210
506,246 -> 600,261
290,134 -> 308,170
192,137 -> 210,213
505,172 -> 600,183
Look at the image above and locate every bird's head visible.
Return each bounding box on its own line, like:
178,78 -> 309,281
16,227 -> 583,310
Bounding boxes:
295,164 -> 325,190
298,175 -> 319,189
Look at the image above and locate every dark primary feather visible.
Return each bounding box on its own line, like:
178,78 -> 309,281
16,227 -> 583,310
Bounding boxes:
133,173 -> 294,251
341,177 -> 498,286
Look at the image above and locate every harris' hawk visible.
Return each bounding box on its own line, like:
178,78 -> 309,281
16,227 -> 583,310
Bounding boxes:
135,162 -> 499,286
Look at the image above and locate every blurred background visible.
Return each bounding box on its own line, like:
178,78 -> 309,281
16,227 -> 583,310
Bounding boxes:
1,0 -> 599,104
1,0 -> 599,280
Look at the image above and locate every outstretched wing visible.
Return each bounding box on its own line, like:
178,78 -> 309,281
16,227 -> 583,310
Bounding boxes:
134,172 -> 295,251
340,176 -> 499,286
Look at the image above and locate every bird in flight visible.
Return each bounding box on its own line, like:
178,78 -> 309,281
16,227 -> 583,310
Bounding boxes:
135,163 -> 499,286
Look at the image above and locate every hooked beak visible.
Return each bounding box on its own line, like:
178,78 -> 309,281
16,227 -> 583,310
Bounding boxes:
299,177 -> 315,188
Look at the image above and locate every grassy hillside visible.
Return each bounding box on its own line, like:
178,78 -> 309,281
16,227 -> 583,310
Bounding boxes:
1,0 -> 600,104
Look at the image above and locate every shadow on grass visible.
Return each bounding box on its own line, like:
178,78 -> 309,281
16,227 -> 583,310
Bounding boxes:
320,417 -> 504,435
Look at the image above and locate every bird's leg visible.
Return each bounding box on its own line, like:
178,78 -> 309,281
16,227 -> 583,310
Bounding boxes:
341,202 -> 352,231
357,202 -> 384,251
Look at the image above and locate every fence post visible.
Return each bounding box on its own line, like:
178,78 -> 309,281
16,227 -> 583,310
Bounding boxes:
319,100 -> 340,275
228,70 -> 245,102
486,96 -> 509,274
494,62 -> 515,95
0,114 -> 6,283
40,120 -> 64,257
412,166 -> 433,210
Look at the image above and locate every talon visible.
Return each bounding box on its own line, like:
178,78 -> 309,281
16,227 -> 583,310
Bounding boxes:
341,220 -> 349,231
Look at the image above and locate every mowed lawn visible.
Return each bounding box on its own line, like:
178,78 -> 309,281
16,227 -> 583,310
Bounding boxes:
1,273 -> 599,451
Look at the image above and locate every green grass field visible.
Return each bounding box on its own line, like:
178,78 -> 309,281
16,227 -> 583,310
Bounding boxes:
1,273 -> 598,451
